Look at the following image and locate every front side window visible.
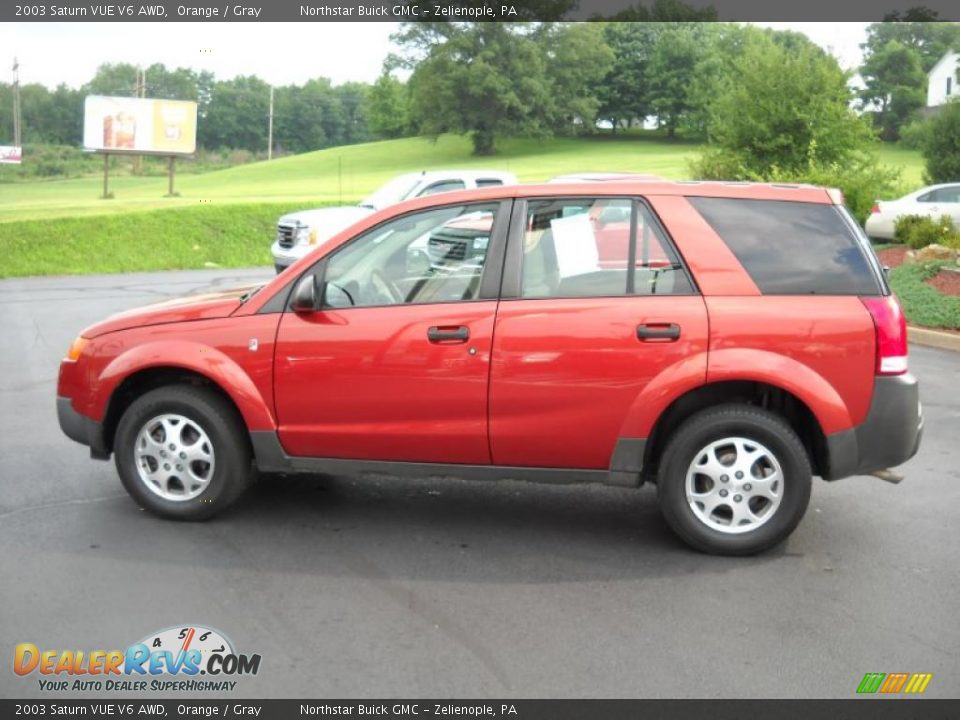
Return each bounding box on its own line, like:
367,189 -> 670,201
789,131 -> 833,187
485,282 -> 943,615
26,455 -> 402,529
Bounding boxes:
520,198 -> 692,298
476,178 -> 505,188
323,203 -> 498,309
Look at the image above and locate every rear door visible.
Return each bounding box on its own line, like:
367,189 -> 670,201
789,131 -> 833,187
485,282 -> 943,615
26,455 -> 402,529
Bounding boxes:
489,197 -> 708,469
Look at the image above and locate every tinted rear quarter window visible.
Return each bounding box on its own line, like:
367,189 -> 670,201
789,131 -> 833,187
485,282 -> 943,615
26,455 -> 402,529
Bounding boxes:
688,197 -> 881,295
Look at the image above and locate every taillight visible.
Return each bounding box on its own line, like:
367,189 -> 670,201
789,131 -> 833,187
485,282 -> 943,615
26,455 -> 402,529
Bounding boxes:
861,296 -> 908,375
870,203 -> 881,214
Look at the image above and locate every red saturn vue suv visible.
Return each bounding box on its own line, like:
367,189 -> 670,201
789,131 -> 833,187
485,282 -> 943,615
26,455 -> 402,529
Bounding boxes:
57,181 -> 922,555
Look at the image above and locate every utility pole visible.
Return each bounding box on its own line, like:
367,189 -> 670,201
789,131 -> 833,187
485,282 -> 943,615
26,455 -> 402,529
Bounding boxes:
12,56 -> 21,149
267,85 -> 274,161
133,66 -> 145,174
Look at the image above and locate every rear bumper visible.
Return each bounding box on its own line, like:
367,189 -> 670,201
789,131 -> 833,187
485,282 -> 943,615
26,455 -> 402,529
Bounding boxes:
824,374 -> 922,480
57,396 -> 109,459
864,214 -> 895,241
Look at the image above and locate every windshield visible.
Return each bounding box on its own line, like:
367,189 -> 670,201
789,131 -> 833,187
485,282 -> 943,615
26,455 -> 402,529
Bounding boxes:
359,174 -> 421,210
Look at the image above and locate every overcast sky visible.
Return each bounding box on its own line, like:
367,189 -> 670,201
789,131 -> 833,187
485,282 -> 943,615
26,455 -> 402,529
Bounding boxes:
0,22 -> 869,89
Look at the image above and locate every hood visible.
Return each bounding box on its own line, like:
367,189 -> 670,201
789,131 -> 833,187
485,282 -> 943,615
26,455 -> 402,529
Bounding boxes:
278,205 -> 373,240
81,285 -> 258,338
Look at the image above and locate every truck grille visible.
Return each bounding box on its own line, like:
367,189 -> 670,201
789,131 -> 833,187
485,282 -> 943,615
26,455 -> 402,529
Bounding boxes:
277,223 -> 297,249
428,236 -> 468,262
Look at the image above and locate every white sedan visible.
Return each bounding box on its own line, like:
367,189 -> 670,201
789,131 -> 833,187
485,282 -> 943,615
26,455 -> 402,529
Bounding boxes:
865,183 -> 960,240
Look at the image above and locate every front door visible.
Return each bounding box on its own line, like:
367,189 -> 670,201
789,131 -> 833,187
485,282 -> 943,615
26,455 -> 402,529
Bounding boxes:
490,196 -> 709,469
274,200 -> 509,463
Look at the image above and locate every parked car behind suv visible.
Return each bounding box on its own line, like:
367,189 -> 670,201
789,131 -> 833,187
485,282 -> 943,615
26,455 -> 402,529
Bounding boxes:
58,181 -> 922,555
271,169 -> 516,273
865,182 -> 960,240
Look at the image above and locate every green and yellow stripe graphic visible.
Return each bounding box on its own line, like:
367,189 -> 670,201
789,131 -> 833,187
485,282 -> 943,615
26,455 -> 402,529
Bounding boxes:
856,672 -> 933,694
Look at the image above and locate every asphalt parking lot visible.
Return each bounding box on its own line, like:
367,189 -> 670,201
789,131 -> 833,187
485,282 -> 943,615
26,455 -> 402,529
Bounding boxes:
1,268 -> 958,699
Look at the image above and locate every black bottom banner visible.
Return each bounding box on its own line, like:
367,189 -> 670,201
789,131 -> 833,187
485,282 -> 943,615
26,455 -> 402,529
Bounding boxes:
3,699 -> 960,720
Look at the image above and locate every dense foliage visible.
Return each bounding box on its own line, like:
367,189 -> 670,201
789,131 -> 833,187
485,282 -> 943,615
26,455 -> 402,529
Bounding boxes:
921,101 -> 960,185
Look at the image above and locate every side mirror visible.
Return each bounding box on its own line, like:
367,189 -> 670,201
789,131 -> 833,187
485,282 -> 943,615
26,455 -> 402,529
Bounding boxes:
290,275 -> 320,313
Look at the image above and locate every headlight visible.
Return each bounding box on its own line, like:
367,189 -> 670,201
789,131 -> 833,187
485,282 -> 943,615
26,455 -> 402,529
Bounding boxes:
295,225 -> 312,245
66,336 -> 89,362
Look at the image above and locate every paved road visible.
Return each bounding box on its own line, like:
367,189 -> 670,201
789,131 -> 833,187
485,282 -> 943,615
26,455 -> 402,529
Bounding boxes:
1,269 -> 958,699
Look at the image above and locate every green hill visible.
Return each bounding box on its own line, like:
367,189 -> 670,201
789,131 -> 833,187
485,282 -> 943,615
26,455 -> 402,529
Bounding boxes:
0,134 -> 703,223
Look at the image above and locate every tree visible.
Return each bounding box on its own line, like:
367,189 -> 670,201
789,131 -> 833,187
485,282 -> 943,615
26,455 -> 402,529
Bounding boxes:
199,75 -> 270,152
367,73 -> 411,139
399,22 -> 612,155
695,32 -> 877,175
862,19 -> 960,73
922,100 -> 960,184
859,40 -> 927,140
692,33 -> 898,223
647,24 -> 709,138
596,23 -> 659,131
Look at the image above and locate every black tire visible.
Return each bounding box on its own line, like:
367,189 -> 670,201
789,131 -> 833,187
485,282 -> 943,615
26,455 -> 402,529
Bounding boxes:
114,385 -> 252,520
656,404 -> 812,556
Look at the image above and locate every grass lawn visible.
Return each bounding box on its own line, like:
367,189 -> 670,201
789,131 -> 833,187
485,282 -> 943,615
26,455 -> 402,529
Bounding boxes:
0,203 -> 303,278
0,134 -> 701,223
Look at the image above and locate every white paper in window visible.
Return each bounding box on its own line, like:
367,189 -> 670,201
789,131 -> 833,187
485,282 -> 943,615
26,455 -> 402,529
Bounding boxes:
550,213 -> 600,279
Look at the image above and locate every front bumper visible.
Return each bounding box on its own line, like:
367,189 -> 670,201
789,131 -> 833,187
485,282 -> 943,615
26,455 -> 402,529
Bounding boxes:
57,396 -> 109,459
270,241 -> 306,274
824,374 -> 922,480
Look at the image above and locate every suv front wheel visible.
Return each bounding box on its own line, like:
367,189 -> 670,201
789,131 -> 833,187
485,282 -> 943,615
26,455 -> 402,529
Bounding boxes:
114,385 -> 253,520
657,404 -> 812,555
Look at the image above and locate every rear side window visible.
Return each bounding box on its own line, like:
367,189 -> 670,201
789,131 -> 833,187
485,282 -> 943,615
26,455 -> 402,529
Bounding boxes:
688,197 -> 881,295
476,178 -> 504,188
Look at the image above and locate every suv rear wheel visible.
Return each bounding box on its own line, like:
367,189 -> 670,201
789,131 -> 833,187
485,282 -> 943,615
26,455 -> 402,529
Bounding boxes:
656,404 -> 812,555
114,385 -> 252,520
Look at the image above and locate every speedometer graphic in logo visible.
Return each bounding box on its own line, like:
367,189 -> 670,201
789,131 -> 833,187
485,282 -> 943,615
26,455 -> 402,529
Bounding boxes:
138,625 -> 234,669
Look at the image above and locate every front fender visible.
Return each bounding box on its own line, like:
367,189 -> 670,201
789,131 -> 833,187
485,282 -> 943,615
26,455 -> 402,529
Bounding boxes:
93,340 -> 275,431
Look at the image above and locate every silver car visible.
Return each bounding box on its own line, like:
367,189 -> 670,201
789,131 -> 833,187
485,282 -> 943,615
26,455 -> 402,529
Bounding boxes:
271,170 -> 517,273
865,183 -> 960,240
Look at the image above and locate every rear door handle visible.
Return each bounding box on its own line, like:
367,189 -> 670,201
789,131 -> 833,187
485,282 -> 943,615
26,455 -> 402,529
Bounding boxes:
427,325 -> 470,343
637,323 -> 681,341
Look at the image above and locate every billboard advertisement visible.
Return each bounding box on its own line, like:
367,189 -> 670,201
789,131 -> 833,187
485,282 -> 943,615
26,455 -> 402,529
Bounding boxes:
0,146 -> 22,164
83,96 -> 197,155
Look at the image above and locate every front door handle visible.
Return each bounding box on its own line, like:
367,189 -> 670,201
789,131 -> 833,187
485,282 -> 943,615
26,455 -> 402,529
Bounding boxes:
637,323 -> 681,341
427,325 -> 470,343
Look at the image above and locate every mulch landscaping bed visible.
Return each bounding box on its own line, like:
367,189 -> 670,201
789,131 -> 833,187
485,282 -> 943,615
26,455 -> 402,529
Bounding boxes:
925,268 -> 960,298
877,246 -> 909,269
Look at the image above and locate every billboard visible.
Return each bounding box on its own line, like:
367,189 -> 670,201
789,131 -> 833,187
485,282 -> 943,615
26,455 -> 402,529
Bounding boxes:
83,96 -> 197,155
0,146 -> 22,165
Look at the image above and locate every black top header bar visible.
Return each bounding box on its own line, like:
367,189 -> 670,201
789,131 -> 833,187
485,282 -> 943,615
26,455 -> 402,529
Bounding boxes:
6,0 -> 960,21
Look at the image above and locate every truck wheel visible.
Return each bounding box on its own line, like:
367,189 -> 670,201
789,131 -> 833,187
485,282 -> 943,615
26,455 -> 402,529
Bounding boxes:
656,404 -> 812,555
114,385 -> 252,520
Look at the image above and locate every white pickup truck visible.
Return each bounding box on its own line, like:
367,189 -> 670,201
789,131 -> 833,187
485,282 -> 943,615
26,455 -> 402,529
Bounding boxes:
271,169 -> 517,273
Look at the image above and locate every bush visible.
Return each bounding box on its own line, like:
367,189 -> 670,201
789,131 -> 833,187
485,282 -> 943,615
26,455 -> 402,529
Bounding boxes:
922,100 -> 960,184
898,117 -> 930,150
894,214 -> 960,249
692,150 -> 900,225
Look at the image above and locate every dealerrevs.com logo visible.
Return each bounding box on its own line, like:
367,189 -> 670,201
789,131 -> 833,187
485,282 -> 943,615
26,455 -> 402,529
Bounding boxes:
13,625 -> 261,692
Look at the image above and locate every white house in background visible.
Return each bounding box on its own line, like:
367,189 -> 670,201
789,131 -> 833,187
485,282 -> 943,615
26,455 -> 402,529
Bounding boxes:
928,50 -> 959,107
